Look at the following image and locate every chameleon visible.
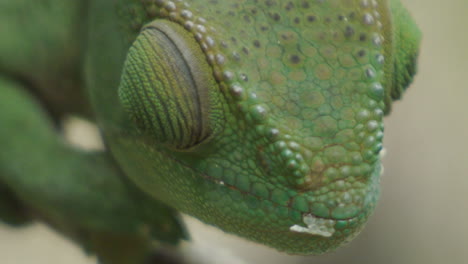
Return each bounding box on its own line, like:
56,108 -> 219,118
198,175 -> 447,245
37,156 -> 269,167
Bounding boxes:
0,0 -> 420,262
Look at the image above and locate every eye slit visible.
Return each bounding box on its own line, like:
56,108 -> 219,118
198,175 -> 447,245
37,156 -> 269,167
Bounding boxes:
118,20 -> 223,150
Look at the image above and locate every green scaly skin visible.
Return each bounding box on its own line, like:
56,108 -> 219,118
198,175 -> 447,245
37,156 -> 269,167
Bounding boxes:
0,0 -> 421,261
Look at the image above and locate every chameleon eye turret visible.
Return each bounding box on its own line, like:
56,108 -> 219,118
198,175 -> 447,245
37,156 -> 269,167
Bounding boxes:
383,0 -> 421,112
119,20 -> 223,149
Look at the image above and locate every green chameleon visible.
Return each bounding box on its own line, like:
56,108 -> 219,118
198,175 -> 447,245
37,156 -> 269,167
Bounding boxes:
0,0 -> 420,263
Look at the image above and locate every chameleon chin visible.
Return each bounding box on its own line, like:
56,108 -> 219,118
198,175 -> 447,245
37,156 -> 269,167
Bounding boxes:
0,0 -> 420,262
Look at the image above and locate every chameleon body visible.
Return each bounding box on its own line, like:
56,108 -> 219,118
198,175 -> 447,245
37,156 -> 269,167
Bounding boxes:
0,0 -> 420,261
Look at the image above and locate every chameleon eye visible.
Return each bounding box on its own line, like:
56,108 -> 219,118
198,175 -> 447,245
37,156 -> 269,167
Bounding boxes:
384,0 -> 421,113
118,20 -> 222,150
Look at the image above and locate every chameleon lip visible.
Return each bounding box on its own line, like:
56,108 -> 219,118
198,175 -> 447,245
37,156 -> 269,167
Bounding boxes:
289,214 -> 337,237
307,212 -> 359,221
288,211 -> 366,237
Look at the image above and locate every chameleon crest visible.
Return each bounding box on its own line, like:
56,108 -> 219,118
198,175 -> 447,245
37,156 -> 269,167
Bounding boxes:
113,0 -> 420,254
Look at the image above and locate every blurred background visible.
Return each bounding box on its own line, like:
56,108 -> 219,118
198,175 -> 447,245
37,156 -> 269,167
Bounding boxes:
1,0 -> 467,263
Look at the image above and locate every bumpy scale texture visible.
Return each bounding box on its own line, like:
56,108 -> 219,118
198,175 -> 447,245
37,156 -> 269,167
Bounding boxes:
111,0 -> 419,255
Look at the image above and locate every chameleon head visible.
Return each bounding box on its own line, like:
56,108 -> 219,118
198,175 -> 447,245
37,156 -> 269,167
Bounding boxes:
116,0 -> 420,254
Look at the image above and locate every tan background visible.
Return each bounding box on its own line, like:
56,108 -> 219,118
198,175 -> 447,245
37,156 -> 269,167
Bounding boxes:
1,0 -> 467,263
